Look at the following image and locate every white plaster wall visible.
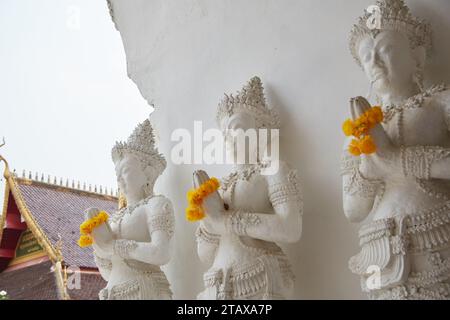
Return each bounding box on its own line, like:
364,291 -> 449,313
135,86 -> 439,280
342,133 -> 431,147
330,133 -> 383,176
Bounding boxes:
109,0 -> 450,299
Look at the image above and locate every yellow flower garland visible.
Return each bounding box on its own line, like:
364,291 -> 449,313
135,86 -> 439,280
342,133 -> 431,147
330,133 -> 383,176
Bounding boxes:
342,106 -> 383,156
78,235 -> 93,248
77,211 -> 109,248
186,177 -> 220,222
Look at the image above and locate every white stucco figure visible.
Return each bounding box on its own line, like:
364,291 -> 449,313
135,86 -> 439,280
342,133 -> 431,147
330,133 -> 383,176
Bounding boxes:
87,118 -> 175,300
194,76 -> 303,300
343,0 -> 450,299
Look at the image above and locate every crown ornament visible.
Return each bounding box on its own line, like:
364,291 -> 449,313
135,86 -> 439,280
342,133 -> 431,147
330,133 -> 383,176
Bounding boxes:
111,118 -> 167,175
349,0 -> 432,66
216,76 -> 280,130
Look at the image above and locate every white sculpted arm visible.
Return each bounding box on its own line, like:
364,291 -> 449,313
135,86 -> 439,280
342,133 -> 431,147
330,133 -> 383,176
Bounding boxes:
195,221 -> 220,264
402,146 -> 450,180
341,138 -> 383,223
225,161 -> 302,244
402,91 -> 450,180
113,197 -> 175,266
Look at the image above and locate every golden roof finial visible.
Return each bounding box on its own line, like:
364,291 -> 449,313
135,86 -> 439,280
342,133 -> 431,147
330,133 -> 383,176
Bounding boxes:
0,137 -> 10,178
55,234 -> 63,258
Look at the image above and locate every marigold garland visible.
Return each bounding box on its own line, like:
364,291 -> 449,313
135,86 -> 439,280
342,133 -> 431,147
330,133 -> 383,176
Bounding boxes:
77,211 -> 109,248
342,106 -> 383,156
186,177 -> 220,222
78,235 -> 93,248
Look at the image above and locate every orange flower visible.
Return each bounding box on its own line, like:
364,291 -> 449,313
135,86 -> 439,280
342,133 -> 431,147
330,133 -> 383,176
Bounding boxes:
185,177 -> 220,222
77,235 -> 93,248
342,119 -> 354,136
348,139 -> 362,156
185,206 -> 205,222
366,113 -> 376,127
198,185 -> 208,198
78,210 -> 109,247
359,135 -> 377,154
366,107 -> 383,127
342,105 -> 383,157
193,192 -> 204,206
97,211 -> 109,223
371,106 -> 383,123
80,221 -> 93,235
186,189 -> 195,201
354,115 -> 370,138
210,177 -> 220,189
204,182 -> 215,194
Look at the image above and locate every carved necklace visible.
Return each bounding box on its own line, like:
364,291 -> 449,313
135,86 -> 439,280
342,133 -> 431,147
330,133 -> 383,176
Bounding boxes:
382,83 -> 447,123
221,162 -> 269,207
111,195 -> 154,236
382,83 -> 447,147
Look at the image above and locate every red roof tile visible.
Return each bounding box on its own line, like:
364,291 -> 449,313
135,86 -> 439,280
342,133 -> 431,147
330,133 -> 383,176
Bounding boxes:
0,260 -> 59,299
0,260 -> 106,300
67,272 -> 107,300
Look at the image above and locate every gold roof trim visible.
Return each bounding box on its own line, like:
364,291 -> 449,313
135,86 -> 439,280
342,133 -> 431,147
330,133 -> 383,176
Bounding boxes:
0,178 -> 10,242
2,165 -> 60,262
1,157 -> 70,299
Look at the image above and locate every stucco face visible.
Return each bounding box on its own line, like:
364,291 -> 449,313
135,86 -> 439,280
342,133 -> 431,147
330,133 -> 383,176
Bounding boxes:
358,30 -> 418,97
223,112 -> 258,164
115,153 -> 147,201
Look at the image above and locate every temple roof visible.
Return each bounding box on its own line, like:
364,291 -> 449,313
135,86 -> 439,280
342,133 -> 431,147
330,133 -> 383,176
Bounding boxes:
0,165 -> 118,270
0,150 -> 117,299
0,259 -> 106,300
15,178 -> 118,268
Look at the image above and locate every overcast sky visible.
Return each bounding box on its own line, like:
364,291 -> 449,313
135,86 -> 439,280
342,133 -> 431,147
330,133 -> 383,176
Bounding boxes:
0,0 -> 153,203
